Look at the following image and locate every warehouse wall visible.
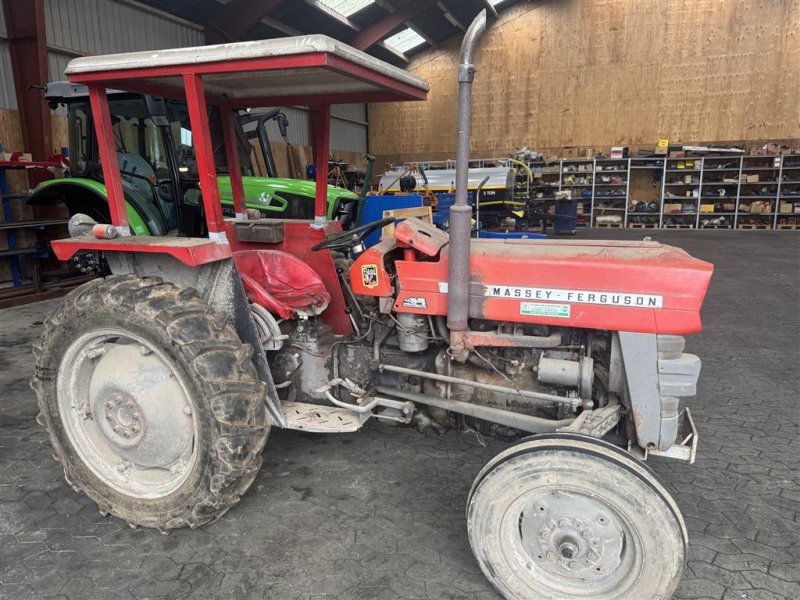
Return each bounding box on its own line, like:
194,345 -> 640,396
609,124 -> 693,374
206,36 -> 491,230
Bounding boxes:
369,0 -> 800,166
44,0 -> 205,84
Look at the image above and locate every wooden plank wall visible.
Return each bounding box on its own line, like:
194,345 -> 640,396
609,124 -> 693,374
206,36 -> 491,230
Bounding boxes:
369,0 -> 800,167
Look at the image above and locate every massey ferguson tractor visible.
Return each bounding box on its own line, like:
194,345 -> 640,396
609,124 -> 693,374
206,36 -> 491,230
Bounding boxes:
32,12 -> 712,599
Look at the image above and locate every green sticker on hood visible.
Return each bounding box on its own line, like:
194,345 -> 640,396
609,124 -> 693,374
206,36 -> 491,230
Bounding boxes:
520,302 -> 571,318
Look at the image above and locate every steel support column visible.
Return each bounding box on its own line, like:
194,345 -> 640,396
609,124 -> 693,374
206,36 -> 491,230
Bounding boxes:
2,0 -> 52,161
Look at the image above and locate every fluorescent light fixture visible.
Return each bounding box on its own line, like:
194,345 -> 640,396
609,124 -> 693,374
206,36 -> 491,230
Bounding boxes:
384,27 -> 426,53
488,0 -> 507,5
318,0 -> 374,17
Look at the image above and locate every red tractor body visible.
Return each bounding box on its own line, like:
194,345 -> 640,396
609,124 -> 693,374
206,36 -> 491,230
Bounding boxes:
35,13 -> 712,599
352,219 -> 712,335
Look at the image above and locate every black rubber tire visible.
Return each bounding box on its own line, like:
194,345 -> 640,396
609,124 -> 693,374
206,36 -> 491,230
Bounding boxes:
31,275 -> 269,531
467,434 -> 686,600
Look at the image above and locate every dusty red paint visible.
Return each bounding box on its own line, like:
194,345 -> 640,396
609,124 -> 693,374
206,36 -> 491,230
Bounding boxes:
355,236 -> 713,336
51,235 -> 233,265
223,220 -> 352,336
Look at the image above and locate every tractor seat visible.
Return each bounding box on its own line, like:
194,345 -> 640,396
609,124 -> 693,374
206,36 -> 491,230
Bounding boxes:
233,250 -> 331,319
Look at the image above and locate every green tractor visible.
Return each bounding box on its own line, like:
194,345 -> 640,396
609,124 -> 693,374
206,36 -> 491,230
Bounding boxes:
30,82 -> 361,236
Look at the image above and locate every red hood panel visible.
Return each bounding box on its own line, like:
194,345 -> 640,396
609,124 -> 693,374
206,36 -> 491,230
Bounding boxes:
385,239 -> 714,335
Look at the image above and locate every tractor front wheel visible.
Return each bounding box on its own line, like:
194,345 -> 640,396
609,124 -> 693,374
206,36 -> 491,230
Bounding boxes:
467,433 -> 687,599
32,275 -> 269,531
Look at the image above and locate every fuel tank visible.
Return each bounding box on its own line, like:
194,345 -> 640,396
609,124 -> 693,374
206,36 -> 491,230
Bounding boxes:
351,233 -> 713,336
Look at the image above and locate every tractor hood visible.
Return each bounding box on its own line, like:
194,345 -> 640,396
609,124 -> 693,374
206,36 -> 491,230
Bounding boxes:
217,176 -> 359,205
352,231 -> 714,335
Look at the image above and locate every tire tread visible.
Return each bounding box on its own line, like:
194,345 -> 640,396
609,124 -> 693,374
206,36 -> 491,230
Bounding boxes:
31,275 -> 269,531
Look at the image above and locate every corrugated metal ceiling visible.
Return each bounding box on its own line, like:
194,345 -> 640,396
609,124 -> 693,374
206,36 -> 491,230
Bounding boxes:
132,0 -> 519,65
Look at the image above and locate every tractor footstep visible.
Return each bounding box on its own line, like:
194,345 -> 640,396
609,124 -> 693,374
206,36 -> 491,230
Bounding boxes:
282,401 -> 368,433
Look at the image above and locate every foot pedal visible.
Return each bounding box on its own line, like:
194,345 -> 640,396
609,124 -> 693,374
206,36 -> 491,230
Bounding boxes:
282,401 -> 369,433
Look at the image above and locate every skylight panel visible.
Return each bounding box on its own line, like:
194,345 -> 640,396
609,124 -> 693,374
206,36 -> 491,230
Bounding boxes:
384,28 -> 426,53
318,0 -> 374,17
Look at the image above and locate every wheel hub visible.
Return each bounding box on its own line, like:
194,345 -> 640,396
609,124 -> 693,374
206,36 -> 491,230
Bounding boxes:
102,393 -> 145,446
539,516 -> 601,571
520,495 -> 624,580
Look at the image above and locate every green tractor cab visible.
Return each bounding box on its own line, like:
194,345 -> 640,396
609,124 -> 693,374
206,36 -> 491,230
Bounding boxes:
31,82 -> 361,236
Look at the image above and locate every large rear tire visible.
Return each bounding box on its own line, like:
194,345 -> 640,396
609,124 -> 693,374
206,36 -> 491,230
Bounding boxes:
31,275 -> 269,531
467,434 -> 686,599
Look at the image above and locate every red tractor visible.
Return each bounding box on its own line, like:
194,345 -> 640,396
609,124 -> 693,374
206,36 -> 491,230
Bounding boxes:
32,12 -> 712,599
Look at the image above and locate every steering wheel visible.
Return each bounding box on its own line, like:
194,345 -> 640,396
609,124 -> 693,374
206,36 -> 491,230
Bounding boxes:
311,217 -> 395,252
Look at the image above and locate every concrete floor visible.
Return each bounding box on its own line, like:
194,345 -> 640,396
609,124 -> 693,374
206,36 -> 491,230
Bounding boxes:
0,230 -> 798,600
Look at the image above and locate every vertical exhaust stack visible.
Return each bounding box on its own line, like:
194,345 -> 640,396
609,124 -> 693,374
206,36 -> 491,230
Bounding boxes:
447,10 -> 487,362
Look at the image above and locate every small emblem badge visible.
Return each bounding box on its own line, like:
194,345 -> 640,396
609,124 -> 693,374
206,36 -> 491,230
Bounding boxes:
402,296 -> 427,309
361,264 -> 379,288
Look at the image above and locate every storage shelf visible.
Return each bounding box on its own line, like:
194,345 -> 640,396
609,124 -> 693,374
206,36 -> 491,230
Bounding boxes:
516,153 -> 800,229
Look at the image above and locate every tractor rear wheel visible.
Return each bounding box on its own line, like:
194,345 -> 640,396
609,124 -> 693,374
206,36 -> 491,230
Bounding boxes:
467,434 -> 686,600
32,275 -> 269,531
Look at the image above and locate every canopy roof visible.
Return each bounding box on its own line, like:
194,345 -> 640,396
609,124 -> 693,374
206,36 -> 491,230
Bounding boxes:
65,35 -> 429,106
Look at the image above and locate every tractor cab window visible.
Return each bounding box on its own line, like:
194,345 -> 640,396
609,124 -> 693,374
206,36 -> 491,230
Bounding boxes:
67,103 -> 89,175
67,93 -> 254,236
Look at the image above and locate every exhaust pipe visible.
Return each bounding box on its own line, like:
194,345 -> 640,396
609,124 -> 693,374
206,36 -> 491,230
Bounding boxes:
447,9 -> 487,362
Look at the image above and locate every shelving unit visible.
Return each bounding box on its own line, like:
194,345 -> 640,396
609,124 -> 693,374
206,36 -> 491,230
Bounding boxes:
561,159 -> 594,226
591,158 -> 630,227
778,156 -> 800,229
519,154 -> 800,230
0,159 -> 82,307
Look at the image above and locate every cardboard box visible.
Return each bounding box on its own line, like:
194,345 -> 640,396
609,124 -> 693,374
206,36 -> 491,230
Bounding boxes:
611,146 -> 629,159
749,201 -> 767,214
655,139 -> 670,156
663,203 -> 682,213
700,204 -> 715,213
744,174 -> 759,183
780,202 -> 794,214
722,203 -> 735,211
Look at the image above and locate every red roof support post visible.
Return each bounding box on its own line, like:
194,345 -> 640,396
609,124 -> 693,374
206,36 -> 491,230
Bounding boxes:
311,104 -> 331,225
87,84 -> 129,235
221,105 -> 246,220
183,74 -> 227,240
